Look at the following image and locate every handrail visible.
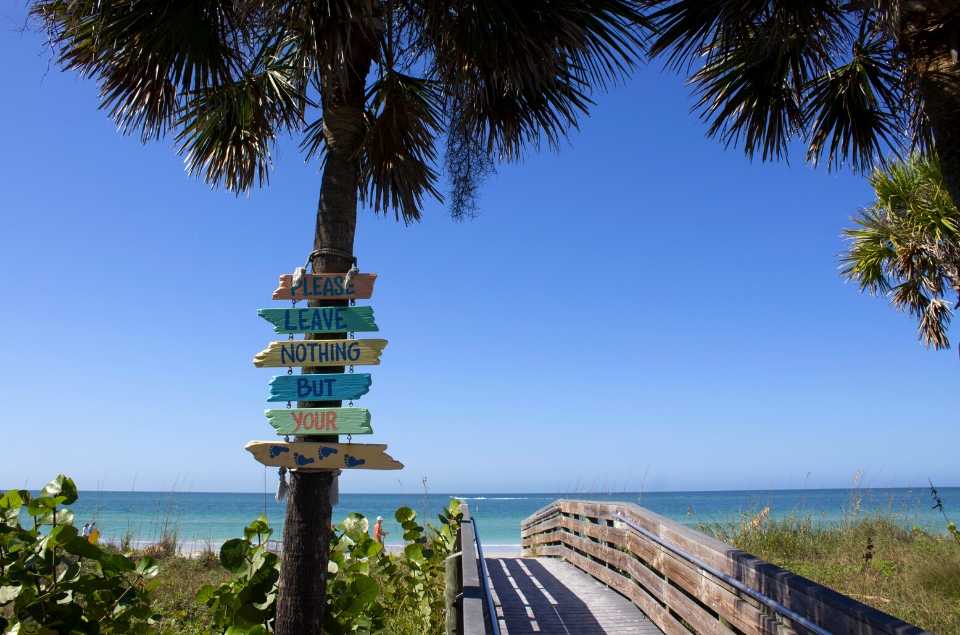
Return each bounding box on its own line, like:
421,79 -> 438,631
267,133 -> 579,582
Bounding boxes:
457,503 -> 500,635
614,513 -> 830,635
471,515 -> 501,635
521,499 -> 929,635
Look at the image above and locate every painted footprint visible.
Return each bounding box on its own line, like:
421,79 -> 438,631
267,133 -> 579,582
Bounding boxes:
344,454 -> 366,468
294,452 -> 315,466
319,447 -> 339,460
269,445 -> 290,458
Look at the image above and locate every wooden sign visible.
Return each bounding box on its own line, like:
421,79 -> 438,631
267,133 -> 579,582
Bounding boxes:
267,373 -> 372,402
258,306 -> 378,334
265,408 -> 372,435
253,339 -> 387,368
272,273 -> 377,301
245,441 -> 403,470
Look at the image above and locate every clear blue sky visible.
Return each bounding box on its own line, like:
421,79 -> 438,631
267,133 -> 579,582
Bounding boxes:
2,9 -> 957,495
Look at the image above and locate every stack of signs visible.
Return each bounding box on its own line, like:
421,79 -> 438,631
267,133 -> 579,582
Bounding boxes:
245,271 -> 403,471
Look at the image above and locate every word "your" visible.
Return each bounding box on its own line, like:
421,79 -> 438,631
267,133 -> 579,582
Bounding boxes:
291,411 -> 338,432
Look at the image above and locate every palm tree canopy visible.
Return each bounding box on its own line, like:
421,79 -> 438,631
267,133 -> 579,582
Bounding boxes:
31,0 -> 647,222
643,1 -> 960,174
842,155 -> 960,350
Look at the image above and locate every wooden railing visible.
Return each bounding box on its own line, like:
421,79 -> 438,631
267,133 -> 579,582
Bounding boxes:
521,500 -> 929,635
446,503 -> 499,635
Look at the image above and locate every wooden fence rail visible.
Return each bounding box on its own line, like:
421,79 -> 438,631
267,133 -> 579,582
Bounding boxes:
447,503 -> 499,635
521,500 -> 929,635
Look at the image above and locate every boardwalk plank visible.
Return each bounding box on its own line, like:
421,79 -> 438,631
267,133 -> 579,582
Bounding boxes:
486,557 -> 663,635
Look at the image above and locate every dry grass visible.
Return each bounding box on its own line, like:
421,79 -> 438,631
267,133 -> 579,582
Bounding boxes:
147,552 -> 231,634
701,512 -> 960,633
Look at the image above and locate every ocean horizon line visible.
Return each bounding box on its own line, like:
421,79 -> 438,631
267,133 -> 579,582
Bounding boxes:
16,484 -> 957,496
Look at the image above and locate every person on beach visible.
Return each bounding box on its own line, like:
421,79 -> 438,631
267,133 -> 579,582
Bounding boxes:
373,516 -> 387,545
81,522 -> 90,538
88,523 -> 100,544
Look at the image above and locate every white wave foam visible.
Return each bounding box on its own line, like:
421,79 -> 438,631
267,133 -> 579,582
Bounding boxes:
454,496 -> 529,501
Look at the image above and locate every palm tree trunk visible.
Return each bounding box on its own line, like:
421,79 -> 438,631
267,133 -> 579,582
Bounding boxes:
902,1 -> 960,209
920,71 -> 960,210
274,41 -> 373,635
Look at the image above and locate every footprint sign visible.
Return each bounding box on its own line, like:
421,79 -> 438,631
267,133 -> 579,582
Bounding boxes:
344,454 -> 366,468
294,452 -> 315,467
246,441 -> 402,470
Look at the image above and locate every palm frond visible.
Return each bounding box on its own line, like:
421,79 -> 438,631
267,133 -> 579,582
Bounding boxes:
842,154 -> 960,351
668,1 -> 850,162
417,0 -> 645,160
34,0 -> 239,141
691,31 -> 804,161
176,37 -> 305,192
805,37 -> 901,171
357,72 -> 444,222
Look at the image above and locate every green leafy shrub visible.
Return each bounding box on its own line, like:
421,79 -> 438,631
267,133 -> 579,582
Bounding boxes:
196,516 -> 279,635
197,499 -> 463,634
0,475 -> 159,634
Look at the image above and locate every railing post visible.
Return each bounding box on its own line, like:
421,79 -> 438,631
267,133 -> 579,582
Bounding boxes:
520,499 -> 929,635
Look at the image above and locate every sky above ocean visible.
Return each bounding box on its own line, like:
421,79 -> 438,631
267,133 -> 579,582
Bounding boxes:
1,5 -> 957,495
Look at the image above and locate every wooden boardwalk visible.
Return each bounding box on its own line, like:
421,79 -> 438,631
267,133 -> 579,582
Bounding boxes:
485,557 -> 662,634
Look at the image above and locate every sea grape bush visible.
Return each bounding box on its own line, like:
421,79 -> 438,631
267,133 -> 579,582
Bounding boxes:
196,515 -> 279,634
198,499 -> 463,634
0,475 -> 462,634
326,500 -> 462,634
0,475 -> 159,634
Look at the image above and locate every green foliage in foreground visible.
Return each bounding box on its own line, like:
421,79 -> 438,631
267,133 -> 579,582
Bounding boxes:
196,500 -> 462,634
1,477 -> 461,635
701,513 -> 960,633
0,475 -> 159,634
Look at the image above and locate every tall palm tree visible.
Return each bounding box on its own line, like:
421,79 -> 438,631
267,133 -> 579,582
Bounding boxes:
842,154 -> 960,351
642,1 -> 960,210
30,2 -> 647,632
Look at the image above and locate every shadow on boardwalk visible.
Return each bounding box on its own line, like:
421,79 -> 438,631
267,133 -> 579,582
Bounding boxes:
485,557 -> 661,635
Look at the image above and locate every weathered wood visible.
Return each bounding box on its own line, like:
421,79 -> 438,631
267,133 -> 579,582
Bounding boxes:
459,505 -> 487,635
245,441 -> 402,470
265,408 -> 372,436
560,546 -> 690,635
272,272 -> 376,301
258,306 -> 378,334
521,500 -> 928,635
253,339 -> 387,368
267,373 -> 372,402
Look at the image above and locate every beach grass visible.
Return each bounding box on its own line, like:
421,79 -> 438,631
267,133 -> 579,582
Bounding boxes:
144,550 -> 230,635
700,512 -> 960,633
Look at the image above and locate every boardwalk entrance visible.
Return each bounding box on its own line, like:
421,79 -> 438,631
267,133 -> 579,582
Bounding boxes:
485,557 -> 661,634
447,500 -> 930,635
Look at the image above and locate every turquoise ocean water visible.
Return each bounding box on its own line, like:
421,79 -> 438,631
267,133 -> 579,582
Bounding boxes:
51,487 -> 960,550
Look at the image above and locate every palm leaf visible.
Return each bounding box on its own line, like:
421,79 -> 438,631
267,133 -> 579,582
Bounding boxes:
842,154 -> 960,350
34,0 -> 239,141
805,36 -> 901,171
358,72 -> 444,223
176,37 -> 305,192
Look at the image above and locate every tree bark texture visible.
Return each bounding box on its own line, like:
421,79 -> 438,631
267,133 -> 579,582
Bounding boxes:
901,1 -> 960,209
274,31 -> 374,635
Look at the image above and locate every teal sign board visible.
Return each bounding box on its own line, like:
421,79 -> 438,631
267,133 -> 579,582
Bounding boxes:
268,373 -> 372,402
258,307 -> 378,334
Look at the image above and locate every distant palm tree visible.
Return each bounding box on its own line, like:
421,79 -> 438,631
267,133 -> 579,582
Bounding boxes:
30,2 -> 647,632
643,1 -> 960,209
842,155 -> 960,351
